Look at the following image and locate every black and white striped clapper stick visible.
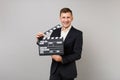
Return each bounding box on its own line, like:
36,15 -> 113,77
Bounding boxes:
44,24 -> 61,35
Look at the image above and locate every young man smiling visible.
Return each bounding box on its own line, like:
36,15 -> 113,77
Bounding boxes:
36,8 -> 83,80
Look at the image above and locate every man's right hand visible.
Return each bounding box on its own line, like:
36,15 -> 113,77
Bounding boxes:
36,32 -> 45,39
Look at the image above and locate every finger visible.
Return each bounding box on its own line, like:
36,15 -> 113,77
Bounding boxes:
36,32 -> 45,38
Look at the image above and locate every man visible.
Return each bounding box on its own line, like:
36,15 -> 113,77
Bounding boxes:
36,8 -> 83,80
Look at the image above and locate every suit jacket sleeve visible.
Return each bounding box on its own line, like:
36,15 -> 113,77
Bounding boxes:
62,30 -> 83,64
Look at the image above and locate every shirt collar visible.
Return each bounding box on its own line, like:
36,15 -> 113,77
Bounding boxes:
61,25 -> 72,31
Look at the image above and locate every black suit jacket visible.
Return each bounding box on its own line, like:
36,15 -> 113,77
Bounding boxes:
50,26 -> 83,79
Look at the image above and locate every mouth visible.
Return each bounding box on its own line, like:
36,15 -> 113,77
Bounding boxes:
63,22 -> 69,25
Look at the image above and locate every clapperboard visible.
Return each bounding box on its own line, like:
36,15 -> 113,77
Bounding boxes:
37,24 -> 64,55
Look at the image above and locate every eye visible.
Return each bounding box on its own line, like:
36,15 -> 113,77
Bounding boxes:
62,17 -> 65,18
67,17 -> 70,18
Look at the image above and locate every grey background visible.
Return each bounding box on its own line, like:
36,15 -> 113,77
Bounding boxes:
0,0 -> 120,80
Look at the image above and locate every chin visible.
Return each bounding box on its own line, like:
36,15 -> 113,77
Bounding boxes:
63,24 -> 70,28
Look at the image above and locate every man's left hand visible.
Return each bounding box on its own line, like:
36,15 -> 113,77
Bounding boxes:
51,55 -> 62,62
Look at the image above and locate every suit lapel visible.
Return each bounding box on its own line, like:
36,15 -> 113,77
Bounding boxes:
64,27 -> 74,43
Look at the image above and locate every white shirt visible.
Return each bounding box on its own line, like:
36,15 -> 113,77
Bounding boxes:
61,26 -> 72,41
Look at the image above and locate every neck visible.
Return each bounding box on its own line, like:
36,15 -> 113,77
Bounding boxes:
62,25 -> 71,31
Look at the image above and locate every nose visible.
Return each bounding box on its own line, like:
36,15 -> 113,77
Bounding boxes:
64,18 -> 68,22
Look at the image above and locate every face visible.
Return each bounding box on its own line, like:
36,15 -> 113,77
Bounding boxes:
60,12 -> 73,28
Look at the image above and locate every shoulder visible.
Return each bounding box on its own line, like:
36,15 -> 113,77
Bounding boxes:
71,26 -> 83,35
